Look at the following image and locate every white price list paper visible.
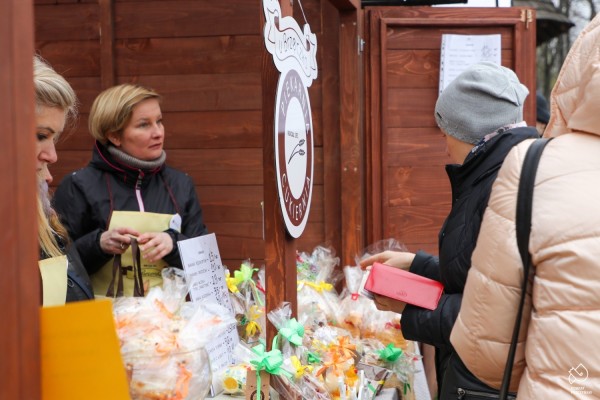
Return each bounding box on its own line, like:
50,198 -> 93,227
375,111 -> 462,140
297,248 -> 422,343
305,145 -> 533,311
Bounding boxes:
439,34 -> 501,94
177,233 -> 239,396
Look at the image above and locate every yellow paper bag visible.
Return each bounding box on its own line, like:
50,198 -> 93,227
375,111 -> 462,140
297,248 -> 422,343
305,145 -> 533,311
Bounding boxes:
39,255 -> 68,307
41,300 -> 130,400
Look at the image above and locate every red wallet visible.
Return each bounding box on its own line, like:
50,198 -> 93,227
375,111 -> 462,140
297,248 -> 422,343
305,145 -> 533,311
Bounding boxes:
364,262 -> 444,310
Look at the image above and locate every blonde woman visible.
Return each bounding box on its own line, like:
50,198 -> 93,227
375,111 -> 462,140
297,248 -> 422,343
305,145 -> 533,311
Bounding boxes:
54,84 -> 208,297
34,55 -> 93,303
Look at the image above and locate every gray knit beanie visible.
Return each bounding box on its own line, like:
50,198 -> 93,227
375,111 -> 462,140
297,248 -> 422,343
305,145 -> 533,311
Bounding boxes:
435,62 -> 529,144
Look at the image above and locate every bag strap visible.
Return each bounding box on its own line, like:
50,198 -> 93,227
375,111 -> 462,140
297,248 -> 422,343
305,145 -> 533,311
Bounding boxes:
131,239 -> 145,297
105,238 -> 144,298
499,138 -> 552,399
106,254 -> 124,298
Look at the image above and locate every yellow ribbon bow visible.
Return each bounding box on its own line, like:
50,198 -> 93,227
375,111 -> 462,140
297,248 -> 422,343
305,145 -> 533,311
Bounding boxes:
290,355 -> 313,380
245,305 -> 264,337
297,280 -> 333,292
226,270 -> 239,294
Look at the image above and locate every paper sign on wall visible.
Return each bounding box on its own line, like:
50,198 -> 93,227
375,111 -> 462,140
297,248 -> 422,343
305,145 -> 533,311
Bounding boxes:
439,34 -> 501,93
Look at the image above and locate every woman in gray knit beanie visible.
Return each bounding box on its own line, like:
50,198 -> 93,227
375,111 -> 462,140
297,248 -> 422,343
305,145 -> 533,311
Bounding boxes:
435,61 -> 530,162
361,62 -> 539,399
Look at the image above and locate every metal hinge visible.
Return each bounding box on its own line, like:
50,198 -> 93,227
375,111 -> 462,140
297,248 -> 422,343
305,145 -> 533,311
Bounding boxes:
358,36 -> 365,54
521,9 -> 533,29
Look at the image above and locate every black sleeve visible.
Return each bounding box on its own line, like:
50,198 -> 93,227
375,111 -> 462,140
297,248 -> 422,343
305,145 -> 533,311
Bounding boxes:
409,250 -> 441,281
162,175 -> 209,268
400,293 -> 462,348
66,245 -> 95,301
54,174 -> 112,274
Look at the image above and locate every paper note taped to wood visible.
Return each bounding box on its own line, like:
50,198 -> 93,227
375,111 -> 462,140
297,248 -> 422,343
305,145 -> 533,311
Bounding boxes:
41,299 -> 130,400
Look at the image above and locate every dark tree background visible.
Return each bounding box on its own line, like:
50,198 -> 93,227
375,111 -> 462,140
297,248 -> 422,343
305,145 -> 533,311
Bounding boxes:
537,0 -> 597,97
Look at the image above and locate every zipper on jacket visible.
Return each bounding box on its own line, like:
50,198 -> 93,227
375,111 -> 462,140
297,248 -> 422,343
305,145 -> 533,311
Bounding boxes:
135,171 -> 145,212
457,388 -> 516,399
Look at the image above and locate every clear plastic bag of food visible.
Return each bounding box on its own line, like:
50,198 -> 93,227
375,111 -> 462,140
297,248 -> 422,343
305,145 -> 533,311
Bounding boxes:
114,268 -> 235,400
297,246 -> 343,328
336,266 -> 381,338
226,260 -> 266,344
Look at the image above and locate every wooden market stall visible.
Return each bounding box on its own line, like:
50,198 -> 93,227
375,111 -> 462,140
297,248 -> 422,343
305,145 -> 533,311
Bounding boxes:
1,0 -> 537,397
34,0 -> 364,269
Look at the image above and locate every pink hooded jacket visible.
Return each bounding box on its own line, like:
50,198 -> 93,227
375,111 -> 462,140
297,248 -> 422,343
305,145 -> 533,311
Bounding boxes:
450,14 -> 600,398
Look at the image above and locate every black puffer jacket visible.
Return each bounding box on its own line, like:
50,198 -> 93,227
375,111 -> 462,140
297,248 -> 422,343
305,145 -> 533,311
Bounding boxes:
53,141 -> 208,275
65,246 -> 95,301
399,127 -> 538,399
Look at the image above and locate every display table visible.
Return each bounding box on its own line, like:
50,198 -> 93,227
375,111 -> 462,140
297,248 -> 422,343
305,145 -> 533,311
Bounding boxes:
210,388 -> 401,399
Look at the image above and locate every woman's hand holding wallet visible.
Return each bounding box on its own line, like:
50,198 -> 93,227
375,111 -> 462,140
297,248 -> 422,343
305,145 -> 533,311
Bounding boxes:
359,250 -> 416,271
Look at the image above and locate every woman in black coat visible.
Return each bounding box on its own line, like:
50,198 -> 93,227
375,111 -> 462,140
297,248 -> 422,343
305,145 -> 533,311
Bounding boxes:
54,84 -> 208,297
361,62 -> 538,399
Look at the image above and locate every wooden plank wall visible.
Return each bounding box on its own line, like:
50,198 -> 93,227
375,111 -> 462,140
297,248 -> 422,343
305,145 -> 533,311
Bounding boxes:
366,8 -> 535,255
35,0 -> 341,268
384,23 -> 514,253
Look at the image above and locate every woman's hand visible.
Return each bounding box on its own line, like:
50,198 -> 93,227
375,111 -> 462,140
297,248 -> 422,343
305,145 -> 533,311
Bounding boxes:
138,232 -> 174,262
359,251 -> 416,271
373,294 -> 407,314
100,227 -> 140,255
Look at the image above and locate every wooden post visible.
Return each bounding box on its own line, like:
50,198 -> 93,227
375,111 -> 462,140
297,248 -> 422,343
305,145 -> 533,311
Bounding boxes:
322,1 -> 342,256
261,0 -> 298,347
0,0 -> 40,398
339,8 -> 364,266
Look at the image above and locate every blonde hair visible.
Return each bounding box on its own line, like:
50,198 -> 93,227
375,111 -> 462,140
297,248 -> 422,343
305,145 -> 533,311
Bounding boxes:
89,84 -> 161,144
34,56 -> 77,258
38,195 -> 70,258
33,55 -> 78,130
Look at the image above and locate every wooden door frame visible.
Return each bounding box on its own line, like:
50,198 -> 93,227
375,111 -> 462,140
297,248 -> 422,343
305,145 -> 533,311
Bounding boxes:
0,0 -> 40,398
323,0 -> 365,266
338,2 -> 366,267
364,7 -> 536,244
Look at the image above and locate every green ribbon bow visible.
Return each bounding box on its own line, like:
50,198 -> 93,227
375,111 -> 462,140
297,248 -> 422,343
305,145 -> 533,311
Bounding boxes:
278,318 -> 305,346
233,263 -> 264,306
234,263 -> 257,283
377,343 -> 403,363
250,343 -> 284,400
251,343 -> 284,374
307,351 -> 322,364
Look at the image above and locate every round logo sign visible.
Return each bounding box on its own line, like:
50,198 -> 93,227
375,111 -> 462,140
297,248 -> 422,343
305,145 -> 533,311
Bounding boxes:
274,68 -> 314,238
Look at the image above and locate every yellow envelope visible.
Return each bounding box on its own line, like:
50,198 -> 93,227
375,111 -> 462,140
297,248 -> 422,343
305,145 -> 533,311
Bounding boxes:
41,300 -> 130,400
39,255 -> 68,307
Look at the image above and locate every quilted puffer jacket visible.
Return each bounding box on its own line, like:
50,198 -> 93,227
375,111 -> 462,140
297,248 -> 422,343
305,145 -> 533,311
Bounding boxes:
451,14 -> 600,398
